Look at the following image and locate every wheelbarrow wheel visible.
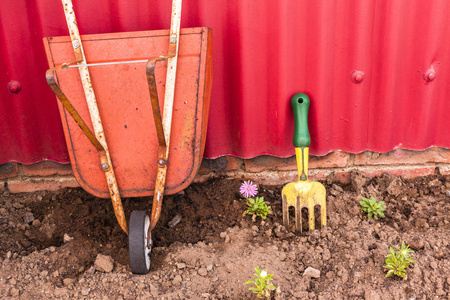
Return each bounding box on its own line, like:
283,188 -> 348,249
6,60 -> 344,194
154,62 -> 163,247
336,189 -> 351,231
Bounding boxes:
129,210 -> 152,274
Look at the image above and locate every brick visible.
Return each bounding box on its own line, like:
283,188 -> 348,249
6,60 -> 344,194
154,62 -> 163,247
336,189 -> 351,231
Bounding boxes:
353,147 -> 450,166
244,151 -> 350,173
0,181 -> 6,192
309,151 -> 350,169
0,162 -> 18,179
199,156 -> 242,174
7,176 -> 80,193
244,156 -> 294,173
23,161 -> 73,177
359,166 -> 435,179
439,164 -> 450,175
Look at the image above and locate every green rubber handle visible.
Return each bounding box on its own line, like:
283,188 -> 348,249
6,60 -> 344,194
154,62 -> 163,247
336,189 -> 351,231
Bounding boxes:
291,93 -> 311,147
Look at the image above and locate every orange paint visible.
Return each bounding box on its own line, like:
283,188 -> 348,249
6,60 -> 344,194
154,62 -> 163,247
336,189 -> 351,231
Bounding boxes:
43,27 -> 212,198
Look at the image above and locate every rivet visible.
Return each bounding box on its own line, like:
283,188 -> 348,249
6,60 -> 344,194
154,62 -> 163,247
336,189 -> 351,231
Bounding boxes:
101,162 -> 109,170
351,71 -> 365,84
424,69 -> 436,82
7,80 -> 22,94
158,159 -> 165,165
72,40 -> 80,49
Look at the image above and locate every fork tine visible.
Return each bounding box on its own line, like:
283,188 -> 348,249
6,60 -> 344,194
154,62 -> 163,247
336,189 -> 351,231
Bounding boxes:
282,195 -> 289,230
295,196 -> 302,234
320,200 -> 327,228
309,203 -> 315,231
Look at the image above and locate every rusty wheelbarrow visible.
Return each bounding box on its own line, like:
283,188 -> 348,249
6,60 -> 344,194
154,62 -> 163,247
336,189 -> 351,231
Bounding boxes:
43,0 -> 212,274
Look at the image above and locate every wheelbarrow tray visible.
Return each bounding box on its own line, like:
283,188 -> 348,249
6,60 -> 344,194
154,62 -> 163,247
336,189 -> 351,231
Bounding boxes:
43,27 -> 212,198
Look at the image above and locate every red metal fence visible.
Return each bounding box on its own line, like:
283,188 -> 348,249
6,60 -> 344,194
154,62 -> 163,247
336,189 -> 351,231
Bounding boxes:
1,0 -> 449,164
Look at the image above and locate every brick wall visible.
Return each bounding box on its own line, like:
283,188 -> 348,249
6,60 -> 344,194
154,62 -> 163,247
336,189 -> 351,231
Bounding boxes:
1,147 -> 449,194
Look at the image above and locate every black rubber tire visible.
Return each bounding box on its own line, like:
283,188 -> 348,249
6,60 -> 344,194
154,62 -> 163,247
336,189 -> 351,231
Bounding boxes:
129,210 -> 152,274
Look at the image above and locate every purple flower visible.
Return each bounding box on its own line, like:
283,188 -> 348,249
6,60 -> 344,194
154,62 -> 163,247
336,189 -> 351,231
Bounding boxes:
240,180 -> 258,198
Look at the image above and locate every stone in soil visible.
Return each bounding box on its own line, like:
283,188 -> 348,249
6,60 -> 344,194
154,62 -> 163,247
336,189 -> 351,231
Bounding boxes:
94,254 -> 114,273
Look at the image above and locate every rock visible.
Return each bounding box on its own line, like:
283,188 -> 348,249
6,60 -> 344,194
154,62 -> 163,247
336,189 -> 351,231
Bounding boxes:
23,212 -> 35,224
350,170 -> 368,192
168,214 -> 182,228
428,179 -> 441,189
63,233 -> 73,243
32,219 -> 41,227
430,261 -> 438,269
364,290 -> 381,300
406,238 -> 424,250
81,287 -> 90,296
445,190 -> 450,198
63,277 -> 77,286
303,267 -> 320,278
333,184 -> 344,193
322,249 -> 331,261
386,178 -> 404,197
219,231 -> 227,239
198,267 -> 208,276
172,275 -> 182,285
10,287 -> 19,297
19,240 -> 32,248
176,262 -> 186,269
94,254 -> 114,273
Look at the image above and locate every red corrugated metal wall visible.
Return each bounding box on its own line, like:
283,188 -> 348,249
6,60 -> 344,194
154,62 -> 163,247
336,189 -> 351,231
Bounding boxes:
1,0 -> 450,164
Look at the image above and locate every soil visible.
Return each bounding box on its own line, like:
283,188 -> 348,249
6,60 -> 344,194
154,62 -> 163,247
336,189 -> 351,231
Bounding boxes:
1,171 -> 450,299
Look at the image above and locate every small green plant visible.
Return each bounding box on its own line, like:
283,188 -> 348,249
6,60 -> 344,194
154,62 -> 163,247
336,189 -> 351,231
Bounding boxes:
240,181 -> 272,219
384,241 -> 416,278
360,196 -> 385,218
244,196 -> 272,219
244,267 -> 276,298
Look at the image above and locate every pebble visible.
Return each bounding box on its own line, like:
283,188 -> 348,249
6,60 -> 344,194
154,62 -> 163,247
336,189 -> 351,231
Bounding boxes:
81,287 -> 90,296
168,214 -> 182,228
322,248 -> 331,261
94,254 -> 114,273
219,231 -> 227,238
430,261 -> 438,269
32,219 -> 41,227
198,267 -> 208,276
176,262 -> 186,269
303,267 -> 320,278
10,287 -> 19,297
172,275 -> 182,285
63,233 -> 73,243
364,290 -> 381,300
445,190 -> 450,197
23,212 -> 35,224
63,278 -> 77,286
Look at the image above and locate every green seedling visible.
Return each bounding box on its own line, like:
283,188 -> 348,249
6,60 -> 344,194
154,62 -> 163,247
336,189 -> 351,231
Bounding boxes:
360,196 -> 385,218
240,181 -> 272,219
384,241 -> 415,278
244,196 -> 272,219
244,267 -> 276,299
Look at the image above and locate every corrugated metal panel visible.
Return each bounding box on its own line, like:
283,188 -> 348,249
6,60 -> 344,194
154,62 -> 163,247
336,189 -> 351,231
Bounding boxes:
1,0 -> 450,164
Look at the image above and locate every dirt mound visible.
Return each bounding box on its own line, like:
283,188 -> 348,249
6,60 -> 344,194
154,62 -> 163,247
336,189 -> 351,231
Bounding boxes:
1,172 -> 450,298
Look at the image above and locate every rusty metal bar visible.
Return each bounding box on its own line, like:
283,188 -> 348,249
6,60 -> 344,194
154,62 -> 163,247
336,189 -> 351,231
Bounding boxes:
147,0 -> 182,233
46,69 -> 105,153
61,0 -> 128,234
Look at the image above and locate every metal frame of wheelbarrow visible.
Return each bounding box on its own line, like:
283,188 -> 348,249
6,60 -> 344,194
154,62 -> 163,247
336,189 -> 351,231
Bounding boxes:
43,0 -> 211,274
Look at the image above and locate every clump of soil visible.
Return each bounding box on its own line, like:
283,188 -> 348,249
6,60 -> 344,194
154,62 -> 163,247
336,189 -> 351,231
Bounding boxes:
1,171 -> 450,298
